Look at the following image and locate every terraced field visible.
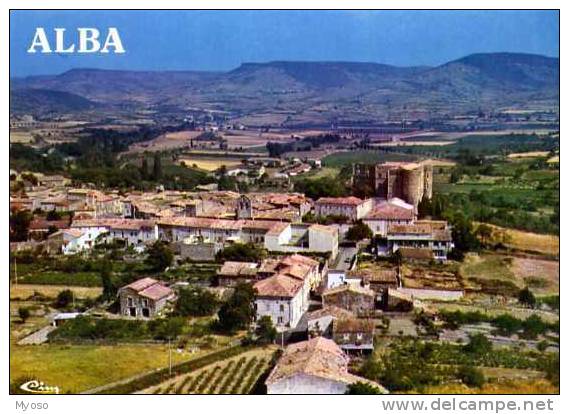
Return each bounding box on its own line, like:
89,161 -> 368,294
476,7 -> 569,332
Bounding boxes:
142,347 -> 276,395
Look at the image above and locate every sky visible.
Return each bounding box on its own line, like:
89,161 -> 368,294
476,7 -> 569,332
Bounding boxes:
10,10 -> 559,77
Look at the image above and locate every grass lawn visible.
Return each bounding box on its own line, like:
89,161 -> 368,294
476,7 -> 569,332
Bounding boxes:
480,224 -> 559,256
10,342 -> 226,394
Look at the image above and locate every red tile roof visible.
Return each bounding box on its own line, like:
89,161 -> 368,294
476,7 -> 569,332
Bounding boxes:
254,274 -> 304,298
315,196 -> 363,206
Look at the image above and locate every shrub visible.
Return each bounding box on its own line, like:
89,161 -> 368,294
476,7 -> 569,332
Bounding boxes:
457,366 -> 485,388
54,289 -> 74,309
463,333 -> 492,355
345,382 -> 383,394
175,287 -> 219,317
518,287 -> 536,308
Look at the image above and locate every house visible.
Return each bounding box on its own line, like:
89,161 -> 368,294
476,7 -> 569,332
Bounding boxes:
253,274 -> 307,329
308,224 -> 339,259
314,197 -> 373,221
385,220 -> 454,261
118,277 -> 175,318
265,337 -> 386,394
46,228 -> 90,255
217,261 -> 259,287
362,198 -> 415,236
52,312 -> 82,327
332,318 -> 375,353
107,219 -> 157,246
28,219 -> 70,240
322,284 -> 376,316
71,218 -> 158,247
345,268 -> 399,294
307,306 -> 354,338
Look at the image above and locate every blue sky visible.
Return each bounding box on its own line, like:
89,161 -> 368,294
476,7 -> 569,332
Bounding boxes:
10,10 -> 559,77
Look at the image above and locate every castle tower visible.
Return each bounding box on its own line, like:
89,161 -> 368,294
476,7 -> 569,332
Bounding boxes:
236,194 -> 253,219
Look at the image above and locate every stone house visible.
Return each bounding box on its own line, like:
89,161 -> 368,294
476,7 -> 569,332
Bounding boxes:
118,277 -> 175,318
307,306 -> 354,338
265,337 -> 386,394
217,261 -> 260,287
332,318 -> 375,353
322,284 -> 376,316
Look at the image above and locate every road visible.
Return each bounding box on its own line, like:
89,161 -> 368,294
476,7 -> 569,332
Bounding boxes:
18,325 -> 56,345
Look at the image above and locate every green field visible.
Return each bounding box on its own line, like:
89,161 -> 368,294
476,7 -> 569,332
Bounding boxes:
10,342 -> 220,393
322,150 -> 418,167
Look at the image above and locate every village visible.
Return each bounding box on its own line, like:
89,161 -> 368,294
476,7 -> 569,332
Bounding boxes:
10,154 -> 559,395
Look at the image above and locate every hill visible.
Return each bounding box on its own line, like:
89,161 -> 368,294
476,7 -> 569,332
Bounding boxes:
9,88 -> 100,114
10,53 -> 559,119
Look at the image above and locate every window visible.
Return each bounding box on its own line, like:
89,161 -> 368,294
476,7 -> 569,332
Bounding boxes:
127,297 -> 133,307
142,299 -> 148,307
279,304 -> 285,312
277,317 -> 283,324
343,334 -> 350,340
357,333 -> 363,340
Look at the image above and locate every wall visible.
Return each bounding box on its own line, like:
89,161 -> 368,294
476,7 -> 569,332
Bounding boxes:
267,373 -> 348,394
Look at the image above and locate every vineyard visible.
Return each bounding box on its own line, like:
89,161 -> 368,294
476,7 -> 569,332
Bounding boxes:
142,347 -> 276,394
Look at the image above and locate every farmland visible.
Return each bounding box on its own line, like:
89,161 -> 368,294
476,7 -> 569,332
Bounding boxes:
10,342 -> 220,394
180,157 -> 242,171
141,346 -> 277,394
128,130 -> 202,153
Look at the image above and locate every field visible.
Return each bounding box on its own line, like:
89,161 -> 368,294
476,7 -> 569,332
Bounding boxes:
507,151 -> 550,158
128,130 -> 202,153
460,253 -> 559,296
10,342 -> 217,394
322,150 -> 418,167
180,157 -> 242,171
10,131 -> 35,144
10,284 -> 102,300
423,379 -> 557,394
476,223 -> 559,256
141,346 -> 276,394
372,140 -> 456,147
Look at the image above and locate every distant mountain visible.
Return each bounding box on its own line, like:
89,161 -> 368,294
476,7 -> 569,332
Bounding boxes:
10,53 -> 559,119
10,88 -> 100,114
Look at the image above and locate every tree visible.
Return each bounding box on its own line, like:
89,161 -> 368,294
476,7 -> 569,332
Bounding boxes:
463,333 -> 492,355
345,382 -> 383,394
145,241 -> 173,272
175,286 -> 219,317
448,213 -> 480,260
474,224 -> 493,247
55,289 -> 74,309
149,317 -> 185,341
152,153 -> 163,181
215,243 -> 266,263
18,307 -> 31,323
100,261 -> 116,301
518,287 -> 536,308
255,315 -> 277,344
217,282 -> 256,332
10,210 -> 33,242
457,366 -> 485,388
140,157 -> 149,180
345,220 -> 373,241
46,210 -> 62,221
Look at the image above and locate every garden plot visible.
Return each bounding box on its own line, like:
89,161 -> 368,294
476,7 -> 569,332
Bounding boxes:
142,347 -> 276,394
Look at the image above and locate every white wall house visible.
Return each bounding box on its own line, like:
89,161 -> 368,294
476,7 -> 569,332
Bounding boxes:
254,274 -> 308,329
314,197 -> 373,221
266,337 -> 386,394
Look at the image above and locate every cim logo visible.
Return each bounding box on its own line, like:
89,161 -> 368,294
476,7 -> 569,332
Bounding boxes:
20,379 -> 60,394
28,27 -> 125,54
